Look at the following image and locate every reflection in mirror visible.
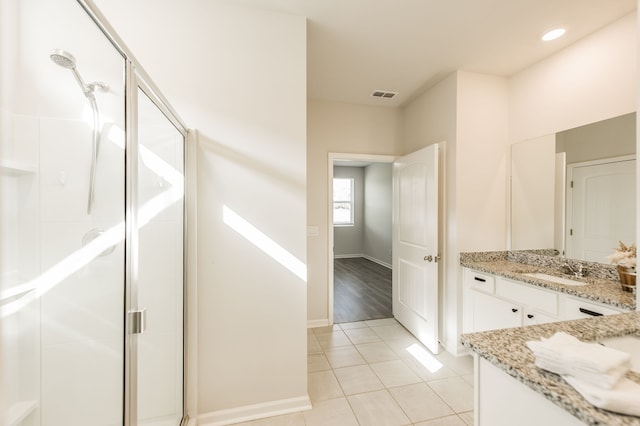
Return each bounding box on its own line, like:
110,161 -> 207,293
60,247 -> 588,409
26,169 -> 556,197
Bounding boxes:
511,113 -> 636,264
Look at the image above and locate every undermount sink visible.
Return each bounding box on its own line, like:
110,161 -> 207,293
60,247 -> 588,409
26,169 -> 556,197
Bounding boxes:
522,272 -> 588,287
599,335 -> 640,373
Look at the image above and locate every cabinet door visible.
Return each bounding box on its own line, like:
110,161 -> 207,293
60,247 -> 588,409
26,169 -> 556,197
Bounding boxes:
471,290 -> 522,332
523,310 -> 558,326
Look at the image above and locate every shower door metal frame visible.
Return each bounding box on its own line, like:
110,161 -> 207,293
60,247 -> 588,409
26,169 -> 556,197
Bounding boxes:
124,59 -> 140,426
74,1 -> 190,425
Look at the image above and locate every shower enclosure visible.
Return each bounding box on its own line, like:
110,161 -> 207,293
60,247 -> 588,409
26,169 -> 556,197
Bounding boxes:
0,0 -> 188,425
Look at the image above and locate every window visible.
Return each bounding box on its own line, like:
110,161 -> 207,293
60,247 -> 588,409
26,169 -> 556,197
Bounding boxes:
333,178 -> 354,225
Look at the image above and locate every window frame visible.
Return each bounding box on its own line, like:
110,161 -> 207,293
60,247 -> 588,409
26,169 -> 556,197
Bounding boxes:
332,177 -> 355,226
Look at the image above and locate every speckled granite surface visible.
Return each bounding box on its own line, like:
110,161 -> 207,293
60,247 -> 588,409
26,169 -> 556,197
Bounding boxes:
461,312 -> 640,425
460,251 -> 636,311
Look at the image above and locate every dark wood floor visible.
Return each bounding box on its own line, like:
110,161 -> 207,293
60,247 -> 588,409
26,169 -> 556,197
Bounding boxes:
334,257 -> 392,323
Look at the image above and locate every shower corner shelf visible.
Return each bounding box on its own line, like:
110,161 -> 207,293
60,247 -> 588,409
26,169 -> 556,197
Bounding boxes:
6,399 -> 38,426
1,160 -> 37,175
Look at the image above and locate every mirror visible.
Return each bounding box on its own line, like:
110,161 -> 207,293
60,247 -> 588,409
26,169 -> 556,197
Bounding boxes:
511,112 -> 636,264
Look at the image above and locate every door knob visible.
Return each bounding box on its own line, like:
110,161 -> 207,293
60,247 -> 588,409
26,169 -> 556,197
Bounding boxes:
424,255 -> 433,262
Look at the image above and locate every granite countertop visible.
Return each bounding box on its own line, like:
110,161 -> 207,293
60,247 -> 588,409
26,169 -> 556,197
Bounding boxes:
461,312 -> 640,425
461,258 -> 636,311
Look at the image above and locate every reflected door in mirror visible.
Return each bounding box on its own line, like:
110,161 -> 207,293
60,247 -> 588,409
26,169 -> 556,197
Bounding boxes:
566,157 -> 636,262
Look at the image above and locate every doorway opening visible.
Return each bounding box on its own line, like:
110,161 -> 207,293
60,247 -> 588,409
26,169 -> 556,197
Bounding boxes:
328,154 -> 395,324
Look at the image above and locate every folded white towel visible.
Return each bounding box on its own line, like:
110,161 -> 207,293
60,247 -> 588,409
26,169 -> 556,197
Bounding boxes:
564,375 -> 640,417
527,332 -> 631,389
533,356 -> 629,389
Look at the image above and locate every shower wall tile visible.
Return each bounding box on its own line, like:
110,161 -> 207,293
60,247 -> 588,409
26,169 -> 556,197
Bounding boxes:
1,175 -> 20,281
2,300 -> 41,407
12,114 -> 40,165
39,117 -> 92,222
41,337 -> 123,426
92,122 -> 125,224
1,113 -> 40,281
40,220 -> 124,347
0,108 -> 11,158
0,112 -> 39,165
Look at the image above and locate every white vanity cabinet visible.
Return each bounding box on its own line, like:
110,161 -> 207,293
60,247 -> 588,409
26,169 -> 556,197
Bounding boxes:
462,267 -> 626,334
463,268 -> 559,333
467,290 -> 523,332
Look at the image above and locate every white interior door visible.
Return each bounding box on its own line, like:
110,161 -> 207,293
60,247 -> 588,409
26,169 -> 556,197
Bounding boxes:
566,157 -> 635,262
392,144 -> 439,354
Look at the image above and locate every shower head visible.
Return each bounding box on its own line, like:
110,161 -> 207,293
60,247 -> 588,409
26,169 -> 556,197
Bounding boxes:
49,48 -> 108,98
50,49 -> 76,69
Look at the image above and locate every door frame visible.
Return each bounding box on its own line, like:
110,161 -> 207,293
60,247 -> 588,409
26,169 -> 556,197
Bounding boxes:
327,153 -> 395,326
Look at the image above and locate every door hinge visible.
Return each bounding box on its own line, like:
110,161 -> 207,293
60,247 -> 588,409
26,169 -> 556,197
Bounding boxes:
570,229 -> 573,236
570,180 -> 574,188
128,309 -> 146,335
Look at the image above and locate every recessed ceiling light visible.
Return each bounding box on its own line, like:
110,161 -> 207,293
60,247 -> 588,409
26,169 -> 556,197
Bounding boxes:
542,28 -> 566,42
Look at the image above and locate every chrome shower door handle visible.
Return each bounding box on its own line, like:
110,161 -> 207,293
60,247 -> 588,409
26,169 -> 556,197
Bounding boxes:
129,309 -> 147,335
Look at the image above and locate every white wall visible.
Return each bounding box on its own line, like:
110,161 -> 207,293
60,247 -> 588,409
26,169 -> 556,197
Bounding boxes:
511,134 -> 556,250
307,99 -> 400,325
456,72 -> 510,253
401,71 -> 510,353
95,0 -> 309,423
363,163 -> 393,266
509,12 -> 636,143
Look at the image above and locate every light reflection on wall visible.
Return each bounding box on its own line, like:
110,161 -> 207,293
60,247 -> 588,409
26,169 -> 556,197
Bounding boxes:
223,205 -> 307,282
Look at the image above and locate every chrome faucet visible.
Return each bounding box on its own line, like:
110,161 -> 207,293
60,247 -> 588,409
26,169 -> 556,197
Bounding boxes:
563,262 -> 586,278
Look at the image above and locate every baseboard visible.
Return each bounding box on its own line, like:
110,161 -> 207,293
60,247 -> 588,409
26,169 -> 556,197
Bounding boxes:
334,254 -> 392,269
198,395 -> 311,426
442,335 -> 468,357
307,318 -> 330,328
333,254 -> 362,259
361,254 -> 392,269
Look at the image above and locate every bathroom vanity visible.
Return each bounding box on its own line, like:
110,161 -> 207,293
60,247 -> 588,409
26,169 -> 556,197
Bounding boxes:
460,251 -> 639,425
461,313 -> 640,425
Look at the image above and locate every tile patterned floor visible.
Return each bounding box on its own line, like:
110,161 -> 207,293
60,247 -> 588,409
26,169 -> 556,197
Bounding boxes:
235,318 -> 474,426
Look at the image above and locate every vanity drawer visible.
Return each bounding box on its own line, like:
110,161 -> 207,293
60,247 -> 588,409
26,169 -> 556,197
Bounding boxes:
563,297 -> 624,320
496,278 -> 558,316
465,269 -> 495,294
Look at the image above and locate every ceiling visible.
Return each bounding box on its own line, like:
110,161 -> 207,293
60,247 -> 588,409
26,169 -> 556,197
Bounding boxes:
232,0 -> 636,108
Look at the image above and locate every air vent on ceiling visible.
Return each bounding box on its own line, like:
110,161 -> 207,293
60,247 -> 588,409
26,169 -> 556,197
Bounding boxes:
372,90 -> 398,99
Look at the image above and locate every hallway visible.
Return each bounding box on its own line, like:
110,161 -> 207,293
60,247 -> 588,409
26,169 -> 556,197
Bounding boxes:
334,257 -> 392,323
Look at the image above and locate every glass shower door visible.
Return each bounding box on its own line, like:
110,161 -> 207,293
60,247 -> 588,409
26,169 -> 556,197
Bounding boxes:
134,85 -> 185,426
1,0 -> 126,424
